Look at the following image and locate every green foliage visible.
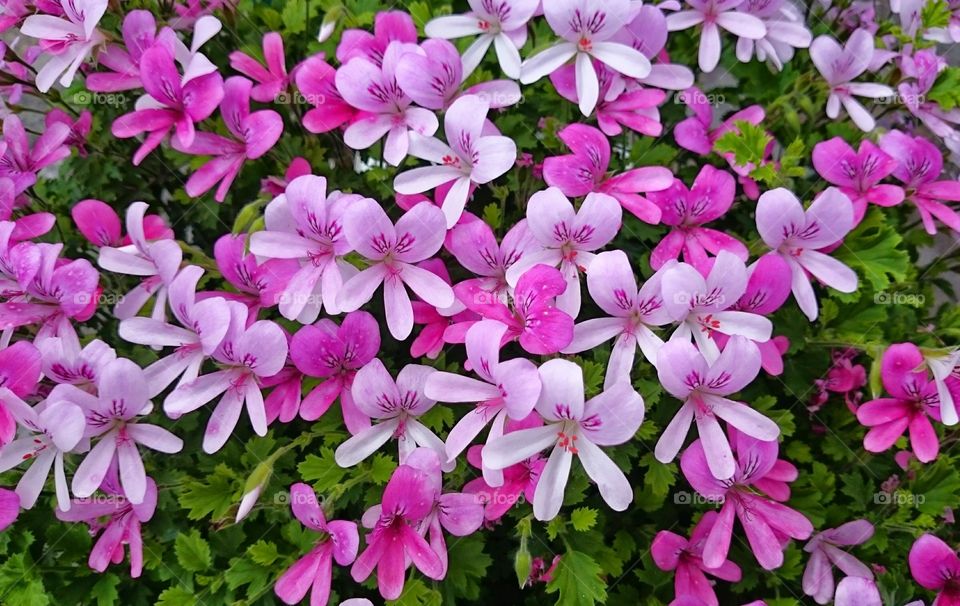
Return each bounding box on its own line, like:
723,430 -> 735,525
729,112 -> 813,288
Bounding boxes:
545,550 -> 608,606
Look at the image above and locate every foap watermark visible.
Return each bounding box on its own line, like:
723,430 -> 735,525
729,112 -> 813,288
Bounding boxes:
673,491 -> 725,505
74,291 -> 127,306
874,490 -> 925,507
874,291 -> 925,306
73,91 -> 129,108
274,91 -> 326,105
274,489 -> 325,506
471,490 -> 523,508
673,89 -> 725,106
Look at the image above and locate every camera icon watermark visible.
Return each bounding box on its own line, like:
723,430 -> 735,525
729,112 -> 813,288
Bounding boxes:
73,91 -> 128,108
873,291 -> 925,306
673,491 -> 725,505
275,91 -> 326,106
673,90 -> 725,106
873,490 -> 925,506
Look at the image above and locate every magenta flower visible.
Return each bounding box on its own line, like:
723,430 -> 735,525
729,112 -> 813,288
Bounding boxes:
395,39 -> 521,110
19,0 -> 107,91
164,303 -> 288,453
735,0 -> 812,70
666,0 -> 766,73
898,49 -> 960,139
0,488 -> 17,531
289,311 -> 380,431
648,165 -> 747,270
335,360 -> 447,469
58,358 -> 183,504
424,0 -> 540,79
879,130 -> 960,235
856,343 -> 944,462
562,250 -> 670,387
909,534 -> 960,606
249,175 -> 357,323
812,137 -> 905,225
86,9 -> 158,92
483,359 -> 644,520
447,217 -> 536,295
680,432 -> 813,570
453,264 -> 574,355
38,337 -> 116,389
660,252 -> 773,363
542,123 -> 674,224
802,519 -> 874,604
726,254 -> 793,375
294,55 -> 357,134
111,43 -> 224,165
756,187 -> 858,321
173,76 -> 283,201
351,462 -> 444,599
0,114 -> 71,194
809,29 -> 895,132
410,258 -> 478,359
229,32 -> 289,102
425,319 -> 541,469
612,4 -> 696,90
550,61 -> 668,137
72,198 -> 173,248
394,94 -> 517,228
674,87 -> 765,157
45,108 -> 93,157
505,187 -> 621,317
212,233 -> 297,314
0,340 -> 42,445
335,42 -> 439,166
336,10 -> 417,66
118,266 -> 229,397
274,483 -> 359,606
56,472 -> 158,578
651,511 -> 743,606
96,202 -> 182,321
520,0 -> 651,115
399,448 -> 484,575
0,398 -> 84,510
338,200 -> 454,340
655,336 -> 779,479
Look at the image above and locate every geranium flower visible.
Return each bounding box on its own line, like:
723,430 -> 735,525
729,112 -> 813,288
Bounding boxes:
294,55 -> 357,133
802,520 -> 874,604
483,359 -> 644,520
229,32 -> 289,102
908,534 -> 960,606
446,217 -> 536,295
211,233 -> 297,315
812,137 -> 905,225
0,340 -> 43,446
86,9 -> 159,92
72,199 -> 173,248
0,114 -> 71,194
735,0 -> 812,70
37,337 -> 116,388
19,0 -> 108,91
612,4 -> 696,90
336,10 -> 417,66
666,0 -> 766,73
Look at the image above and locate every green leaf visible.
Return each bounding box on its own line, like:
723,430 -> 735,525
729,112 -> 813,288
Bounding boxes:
90,574 -> 120,606
835,207 -> 910,292
156,587 -> 197,606
175,529 -> 212,572
713,121 -> 771,167
640,454 -> 675,498
922,0 -> 952,30
443,536 -> 493,601
298,447 -> 347,492
281,0 -> 308,33
570,507 -> 599,531
546,550 -> 608,606
248,540 -> 280,566
225,555 -> 272,597
178,464 -> 238,521
482,203 -> 503,230
387,578 -> 443,606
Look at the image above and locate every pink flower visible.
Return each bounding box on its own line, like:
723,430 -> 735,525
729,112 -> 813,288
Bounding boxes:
543,123 -> 674,223
37,337 -> 116,388
666,0 -> 766,73
249,174 -> 357,323
655,336 -> 779,479
453,264 -> 574,355
337,10 -> 417,66
229,32 -> 289,102
425,320 -> 541,473
446,217 -> 537,295
680,431 -> 813,570
173,76 -> 283,201
550,61 -> 668,137
660,252 -> 773,363
289,311 -> 380,432
802,519 -> 874,604
834,577 -> 882,606
338,200 -> 454,340
812,137 -> 905,225
562,250 -> 670,387
756,187 -> 858,321
294,55 -> 357,134
72,199 -> 173,248
274,483 -> 359,606
0,114 -> 71,194
394,94 -> 517,228
86,9 -> 158,92
335,42 -> 439,166
856,343 -> 944,462
612,4 -> 696,90
0,340 -> 43,446
350,460 -> 444,600
505,187 -> 622,317
0,488 -> 17,531
483,359 -> 644,520
164,303 -> 288,453
735,0 -> 812,70
334,360 -> 448,469
45,108 -> 92,156
111,43 -> 224,165
649,165 -> 747,270
95,202 -> 182,321
424,0 -> 540,79
879,130 -> 960,235
56,472 -> 158,578
520,0 -> 651,115
409,259 -> 478,359
651,511 -> 743,606
908,534 -> 960,606
59,358 -> 183,504
674,87 -> 765,157
809,29 -> 894,131
19,0 -> 107,92
211,233 -> 298,314
118,265 -> 230,397
395,39 -> 521,110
